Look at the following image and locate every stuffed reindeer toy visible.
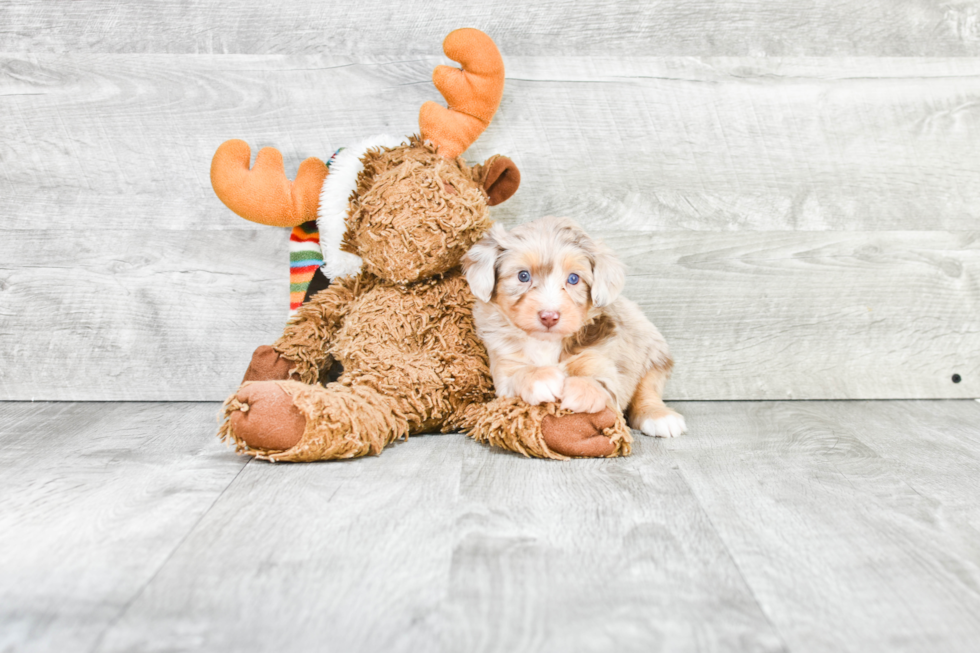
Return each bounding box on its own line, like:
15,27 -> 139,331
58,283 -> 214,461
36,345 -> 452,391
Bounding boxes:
211,29 -> 633,461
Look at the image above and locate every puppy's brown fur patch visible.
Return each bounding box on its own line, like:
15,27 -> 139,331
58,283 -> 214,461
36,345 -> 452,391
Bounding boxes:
562,314 -> 617,357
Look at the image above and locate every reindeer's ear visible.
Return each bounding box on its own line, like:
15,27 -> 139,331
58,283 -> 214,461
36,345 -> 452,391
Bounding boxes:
474,155 -> 520,206
462,223 -> 507,302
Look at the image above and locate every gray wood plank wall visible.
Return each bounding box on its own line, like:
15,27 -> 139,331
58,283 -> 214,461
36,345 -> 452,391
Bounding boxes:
1,2 -> 978,400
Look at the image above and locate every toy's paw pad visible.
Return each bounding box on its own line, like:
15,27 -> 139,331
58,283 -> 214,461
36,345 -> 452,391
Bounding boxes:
230,382 -> 306,451
560,377 -> 609,414
521,367 -> 565,406
541,409 -> 618,458
639,410 -> 686,438
243,345 -> 297,383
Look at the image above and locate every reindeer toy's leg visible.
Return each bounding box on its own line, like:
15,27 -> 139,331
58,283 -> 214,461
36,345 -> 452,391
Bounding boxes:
217,275 -> 409,461
224,384 -> 633,463
220,380 -> 413,462
456,397 -> 633,460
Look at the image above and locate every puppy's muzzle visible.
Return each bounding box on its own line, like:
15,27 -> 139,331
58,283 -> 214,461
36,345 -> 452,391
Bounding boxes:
538,311 -> 560,328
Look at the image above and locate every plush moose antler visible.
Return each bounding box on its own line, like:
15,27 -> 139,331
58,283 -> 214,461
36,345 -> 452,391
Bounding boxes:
210,139 -> 328,227
211,28 -> 505,226
419,28 -> 505,159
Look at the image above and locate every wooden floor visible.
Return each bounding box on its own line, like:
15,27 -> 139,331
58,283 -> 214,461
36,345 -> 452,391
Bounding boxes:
2,400 -> 980,653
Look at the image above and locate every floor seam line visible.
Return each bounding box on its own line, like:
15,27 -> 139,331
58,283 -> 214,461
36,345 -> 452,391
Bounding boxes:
87,457 -> 252,653
669,448 -> 793,653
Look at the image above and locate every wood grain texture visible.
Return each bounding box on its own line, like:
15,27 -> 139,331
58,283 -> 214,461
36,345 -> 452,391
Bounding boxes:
95,432 -> 469,652
668,400 -> 980,653
608,230 -> 980,400
5,400 -> 980,652
3,48 -> 979,400
2,0 -> 979,56
0,229 -> 287,401
827,401 -> 980,534
433,433 -> 784,652
3,55 -> 979,231
92,421 -> 783,653
0,402 -> 247,653
2,229 -> 975,400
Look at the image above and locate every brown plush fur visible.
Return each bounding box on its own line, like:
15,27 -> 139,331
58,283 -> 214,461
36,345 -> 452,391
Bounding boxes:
345,139 -> 492,284
217,140 -> 632,461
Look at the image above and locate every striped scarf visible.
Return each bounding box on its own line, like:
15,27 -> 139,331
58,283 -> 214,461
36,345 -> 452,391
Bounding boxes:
287,148 -> 343,314
288,221 -> 322,312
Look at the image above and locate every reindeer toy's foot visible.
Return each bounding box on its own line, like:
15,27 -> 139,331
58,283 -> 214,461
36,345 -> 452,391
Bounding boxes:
222,381 -> 306,454
541,409 -> 628,457
219,381 -> 411,462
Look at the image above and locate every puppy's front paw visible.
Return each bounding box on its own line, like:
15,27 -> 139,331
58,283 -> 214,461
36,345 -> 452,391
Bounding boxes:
520,367 -> 565,405
560,377 -> 609,414
639,409 -> 687,438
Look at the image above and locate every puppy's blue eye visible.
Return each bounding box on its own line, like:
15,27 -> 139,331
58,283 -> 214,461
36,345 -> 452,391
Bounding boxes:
517,270 -> 531,283
567,273 -> 580,285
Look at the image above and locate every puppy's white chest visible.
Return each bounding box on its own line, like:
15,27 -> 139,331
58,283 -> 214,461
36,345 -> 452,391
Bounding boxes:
522,338 -> 562,367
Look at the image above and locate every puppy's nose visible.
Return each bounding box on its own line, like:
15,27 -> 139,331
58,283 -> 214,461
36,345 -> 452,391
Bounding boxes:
538,311 -> 560,328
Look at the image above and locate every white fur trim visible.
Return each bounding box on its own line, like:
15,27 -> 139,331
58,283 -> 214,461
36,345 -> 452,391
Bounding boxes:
317,134 -> 405,278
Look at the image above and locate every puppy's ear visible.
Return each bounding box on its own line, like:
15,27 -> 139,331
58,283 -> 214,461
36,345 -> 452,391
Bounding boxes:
463,223 -> 507,302
589,239 -> 626,307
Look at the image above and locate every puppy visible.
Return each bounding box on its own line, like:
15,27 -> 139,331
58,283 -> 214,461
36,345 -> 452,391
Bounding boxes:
462,216 -> 686,438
